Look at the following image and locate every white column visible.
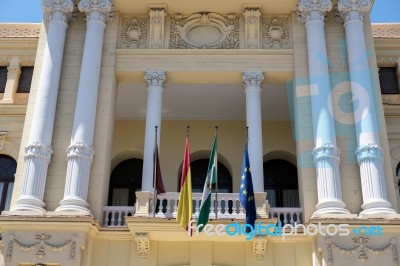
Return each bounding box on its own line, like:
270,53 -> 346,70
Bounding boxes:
297,0 -> 350,216
56,0 -> 113,214
1,57 -> 20,104
242,71 -> 264,192
12,0 -> 75,213
141,71 -> 165,191
336,0 -> 396,216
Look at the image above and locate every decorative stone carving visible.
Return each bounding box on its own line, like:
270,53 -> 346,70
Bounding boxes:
66,141 -> 95,163
150,8 -> 166,49
244,8 -> 261,49
24,141 -> 52,163
6,234 -> 78,262
169,12 -> 239,49
120,17 -> 147,48
296,0 -> 332,23
356,143 -> 383,164
78,0 -> 114,23
253,236 -> 267,263
243,71 -> 264,88
326,237 -> 399,265
145,71 -> 166,89
263,17 -> 290,48
335,0 -> 371,23
42,0 -> 77,23
0,132 -> 7,150
135,233 -> 150,259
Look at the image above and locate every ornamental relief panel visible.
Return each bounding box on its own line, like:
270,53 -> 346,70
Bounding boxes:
262,16 -> 290,49
169,12 -> 239,49
118,12 -> 292,49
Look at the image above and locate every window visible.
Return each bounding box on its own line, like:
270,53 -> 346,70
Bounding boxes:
263,159 -> 299,208
0,155 -> 16,212
178,159 -> 232,193
0,67 -> 7,93
107,159 -> 143,206
379,67 -> 400,94
16,66 -> 33,93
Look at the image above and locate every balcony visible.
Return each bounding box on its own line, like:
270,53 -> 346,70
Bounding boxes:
102,192 -> 303,227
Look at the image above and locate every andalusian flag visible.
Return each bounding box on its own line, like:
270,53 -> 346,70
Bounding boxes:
176,134 -> 192,230
197,135 -> 217,231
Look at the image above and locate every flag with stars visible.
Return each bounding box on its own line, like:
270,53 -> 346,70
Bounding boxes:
239,143 -> 257,229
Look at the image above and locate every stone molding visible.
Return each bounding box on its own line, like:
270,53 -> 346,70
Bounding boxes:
144,71 -> 166,89
42,0 -> 77,23
296,0 -> 332,23
78,0 -> 114,23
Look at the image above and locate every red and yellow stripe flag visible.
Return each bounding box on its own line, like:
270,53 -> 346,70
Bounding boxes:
176,134 -> 192,230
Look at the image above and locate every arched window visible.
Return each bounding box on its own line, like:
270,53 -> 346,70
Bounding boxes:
108,159 -> 143,206
178,159 -> 232,193
263,159 -> 299,208
0,155 -> 16,212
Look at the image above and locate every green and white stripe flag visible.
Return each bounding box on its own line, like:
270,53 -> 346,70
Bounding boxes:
197,135 -> 217,231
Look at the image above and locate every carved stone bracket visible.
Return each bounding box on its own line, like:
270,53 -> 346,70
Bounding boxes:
263,16 -> 290,48
149,8 -> 166,49
244,8 -> 261,49
253,236 -> 267,263
0,132 -> 7,150
326,237 -> 399,265
6,234 -> 78,262
120,17 -> 147,48
135,233 -> 150,260
169,12 -> 239,49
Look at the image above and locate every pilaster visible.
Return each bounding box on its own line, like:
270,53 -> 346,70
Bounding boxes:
1,57 -> 20,104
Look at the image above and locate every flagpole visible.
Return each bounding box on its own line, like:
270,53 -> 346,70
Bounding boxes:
214,126 -> 218,219
153,126 -> 158,218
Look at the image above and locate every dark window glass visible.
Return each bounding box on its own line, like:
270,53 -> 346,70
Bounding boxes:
0,155 -> 16,212
16,67 -> 33,93
108,158 -> 143,206
263,159 -> 299,208
379,67 -> 400,94
0,67 -> 7,93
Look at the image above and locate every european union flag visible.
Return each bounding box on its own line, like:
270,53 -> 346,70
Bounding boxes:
239,144 -> 257,230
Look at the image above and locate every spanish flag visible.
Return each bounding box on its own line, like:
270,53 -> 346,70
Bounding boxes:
176,134 -> 192,230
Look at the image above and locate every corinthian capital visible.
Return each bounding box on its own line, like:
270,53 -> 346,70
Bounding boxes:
296,0 -> 332,23
243,71 -> 264,88
145,71 -> 166,89
79,0 -> 114,23
335,0 -> 371,23
42,0 -> 77,23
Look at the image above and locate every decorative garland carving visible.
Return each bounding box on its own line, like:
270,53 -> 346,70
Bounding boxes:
120,17 -> 147,48
326,237 -> 399,265
169,12 -> 239,49
263,17 -> 290,48
135,233 -> 150,260
6,234 -> 78,262
253,236 -> 267,263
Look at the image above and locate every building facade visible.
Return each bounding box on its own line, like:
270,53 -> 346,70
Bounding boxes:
0,0 -> 400,265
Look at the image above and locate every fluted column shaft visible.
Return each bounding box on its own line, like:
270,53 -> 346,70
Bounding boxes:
12,0 -> 75,213
243,71 -> 264,192
141,71 -> 165,191
336,0 -> 396,216
297,0 -> 349,215
56,0 -> 113,214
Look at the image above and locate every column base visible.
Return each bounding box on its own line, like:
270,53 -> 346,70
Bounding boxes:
10,196 -> 46,214
313,200 -> 351,217
55,197 -> 91,215
359,200 -> 398,218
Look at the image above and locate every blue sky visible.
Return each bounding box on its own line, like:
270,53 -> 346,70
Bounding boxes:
0,0 -> 399,23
